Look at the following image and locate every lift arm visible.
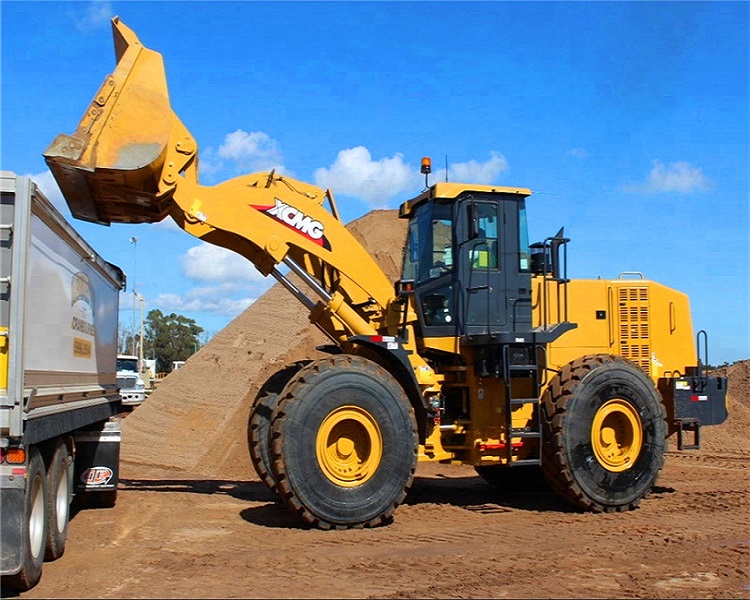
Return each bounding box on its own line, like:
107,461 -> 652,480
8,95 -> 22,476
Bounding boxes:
44,17 -> 410,346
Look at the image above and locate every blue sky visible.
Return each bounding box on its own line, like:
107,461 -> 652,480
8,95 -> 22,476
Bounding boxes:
2,1 -> 748,364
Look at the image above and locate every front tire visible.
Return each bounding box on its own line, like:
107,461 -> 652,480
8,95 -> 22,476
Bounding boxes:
541,354 -> 666,512
271,356 -> 418,529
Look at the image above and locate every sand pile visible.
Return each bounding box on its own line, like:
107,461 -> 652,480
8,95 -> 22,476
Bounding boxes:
700,359 -> 750,454
121,209 -> 408,477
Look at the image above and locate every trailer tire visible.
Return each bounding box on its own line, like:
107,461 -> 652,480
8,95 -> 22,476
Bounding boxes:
541,354 -> 666,512
44,438 -> 73,560
3,446 -> 47,591
271,356 -> 418,529
248,361 -> 312,495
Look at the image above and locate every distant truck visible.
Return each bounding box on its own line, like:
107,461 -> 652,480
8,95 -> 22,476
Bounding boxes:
0,173 -> 125,591
116,353 -> 146,405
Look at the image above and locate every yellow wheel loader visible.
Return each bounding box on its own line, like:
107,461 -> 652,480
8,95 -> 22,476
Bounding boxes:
44,18 -> 727,529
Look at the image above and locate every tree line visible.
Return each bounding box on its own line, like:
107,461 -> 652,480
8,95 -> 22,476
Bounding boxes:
119,309 -> 208,373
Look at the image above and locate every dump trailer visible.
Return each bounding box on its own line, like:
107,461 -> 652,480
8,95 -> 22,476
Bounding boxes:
0,173 -> 125,591
44,18 -> 727,531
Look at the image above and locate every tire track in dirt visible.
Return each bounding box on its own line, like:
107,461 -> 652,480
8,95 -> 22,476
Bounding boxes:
666,451 -> 750,471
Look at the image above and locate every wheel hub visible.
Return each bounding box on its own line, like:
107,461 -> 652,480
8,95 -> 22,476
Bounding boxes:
591,398 -> 643,472
316,405 -> 383,487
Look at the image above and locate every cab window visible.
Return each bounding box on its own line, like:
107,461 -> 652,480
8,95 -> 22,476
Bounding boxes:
470,203 -> 499,270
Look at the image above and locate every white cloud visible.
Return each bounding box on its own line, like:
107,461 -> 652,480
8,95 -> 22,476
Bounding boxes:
314,146 -> 421,208
202,129 -> 287,177
447,151 -> 509,184
172,243 -> 272,316
119,275 -> 274,321
149,217 -> 183,232
218,130 -> 277,163
152,290 -> 255,318
627,160 -> 712,194
180,243 -> 267,283
73,1 -> 113,32
313,148 -> 511,208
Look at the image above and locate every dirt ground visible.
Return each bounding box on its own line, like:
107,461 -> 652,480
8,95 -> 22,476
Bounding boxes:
13,211 -> 750,599
16,419 -> 750,599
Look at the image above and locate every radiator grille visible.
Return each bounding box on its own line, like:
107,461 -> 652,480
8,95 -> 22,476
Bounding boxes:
618,286 -> 651,374
117,375 -> 137,390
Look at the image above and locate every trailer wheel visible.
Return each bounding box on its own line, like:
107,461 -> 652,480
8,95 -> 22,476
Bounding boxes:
44,438 -> 73,560
3,446 -> 47,591
271,356 -> 418,529
248,361 -> 311,495
541,354 -> 666,512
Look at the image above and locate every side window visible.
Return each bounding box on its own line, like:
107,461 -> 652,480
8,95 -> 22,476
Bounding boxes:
470,203 -> 499,269
429,218 -> 453,278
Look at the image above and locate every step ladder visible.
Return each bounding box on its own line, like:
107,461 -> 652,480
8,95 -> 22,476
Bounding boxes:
501,343 -> 542,466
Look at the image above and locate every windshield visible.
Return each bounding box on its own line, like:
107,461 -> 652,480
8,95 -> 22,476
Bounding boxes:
117,357 -> 138,372
402,202 -> 454,284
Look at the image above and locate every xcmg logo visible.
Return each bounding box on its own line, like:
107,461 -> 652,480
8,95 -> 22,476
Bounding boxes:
251,199 -> 331,249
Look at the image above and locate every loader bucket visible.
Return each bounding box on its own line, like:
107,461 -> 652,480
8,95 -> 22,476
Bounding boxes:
44,17 -> 179,225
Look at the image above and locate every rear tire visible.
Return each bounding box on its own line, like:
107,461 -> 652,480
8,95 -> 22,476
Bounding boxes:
247,361 -> 311,494
271,356 -> 418,529
541,354 -> 666,512
44,438 -> 73,560
3,446 -> 47,591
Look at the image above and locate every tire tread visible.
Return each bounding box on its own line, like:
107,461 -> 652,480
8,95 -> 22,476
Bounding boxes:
541,354 -> 667,512
270,355 -> 417,529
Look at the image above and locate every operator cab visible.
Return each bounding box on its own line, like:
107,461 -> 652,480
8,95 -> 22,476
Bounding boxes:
399,182 -> 535,343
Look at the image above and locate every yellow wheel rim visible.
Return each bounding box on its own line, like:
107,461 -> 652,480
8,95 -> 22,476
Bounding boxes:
315,405 -> 383,487
591,399 -> 643,472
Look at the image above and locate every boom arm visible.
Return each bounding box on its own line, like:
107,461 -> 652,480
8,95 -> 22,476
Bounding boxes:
44,17 -> 406,346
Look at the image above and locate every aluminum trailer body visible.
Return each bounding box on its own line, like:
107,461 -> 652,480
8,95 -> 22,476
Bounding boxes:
0,172 -> 125,591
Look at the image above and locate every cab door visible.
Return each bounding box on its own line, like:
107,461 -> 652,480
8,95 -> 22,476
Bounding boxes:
457,194 -> 531,338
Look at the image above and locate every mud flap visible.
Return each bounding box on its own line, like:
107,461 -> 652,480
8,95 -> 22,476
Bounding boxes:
73,420 -> 121,496
0,485 -> 25,574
